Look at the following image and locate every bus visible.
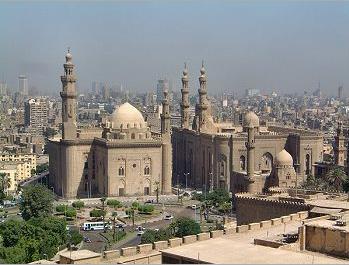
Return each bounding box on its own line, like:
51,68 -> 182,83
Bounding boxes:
82,221 -> 111,231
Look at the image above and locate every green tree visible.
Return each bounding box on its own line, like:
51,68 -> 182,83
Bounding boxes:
90,209 -> 106,218
207,189 -> 230,206
131,201 -> 140,209
20,184 -> 54,221
169,217 -> 201,237
138,204 -> 154,213
69,230 -> 83,246
141,228 -> 172,244
107,199 -> 122,209
55,204 -> 67,213
0,219 -> 24,247
325,166 -> 347,192
0,172 -> 11,200
35,164 -> 49,174
72,200 -> 84,209
65,207 -> 77,218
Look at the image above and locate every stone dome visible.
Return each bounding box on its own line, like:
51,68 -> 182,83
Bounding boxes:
111,102 -> 146,129
243,111 -> 259,128
275,149 -> 293,166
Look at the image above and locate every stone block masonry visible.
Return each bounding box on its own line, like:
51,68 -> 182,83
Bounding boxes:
137,244 -> 153,254
197,232 -> 210,241
168,237 -> 182,247
183,235 -> 197,244
210,230 -> 224,238
248,223 -> 261,231
153,240 -> 168,250
121,246 -> 137,256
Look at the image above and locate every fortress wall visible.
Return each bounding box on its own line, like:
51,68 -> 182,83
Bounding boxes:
235,193 -> 310,225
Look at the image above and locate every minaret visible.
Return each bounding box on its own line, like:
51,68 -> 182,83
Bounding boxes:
180,63 -> 190,129
245,121 -> 256,192
334,121 -> 345,166
161,90 -> 172,194
196,61 -> 209,132
60,48 -> 77,140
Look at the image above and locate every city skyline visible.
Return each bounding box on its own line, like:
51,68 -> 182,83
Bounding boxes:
0,1 -> 348,96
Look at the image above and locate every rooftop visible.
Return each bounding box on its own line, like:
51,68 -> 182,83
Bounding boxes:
59,249 -> 100,261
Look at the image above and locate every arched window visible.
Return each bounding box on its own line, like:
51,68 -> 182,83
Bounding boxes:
118,166 -> 125,176
144,166 -> 150,176
240,156 -> 246,171
131,133 -> 135,139
260,153 -> 273,172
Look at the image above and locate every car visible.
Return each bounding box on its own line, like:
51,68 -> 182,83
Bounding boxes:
145,199 -> 154,204
137,230 -> 144,236
135,226 -> 144,232
17,212 -> 22,216
83,237 -> 92,243
115,223 -> 126,229
164,215 -> 173,220
191,204 -> 199,210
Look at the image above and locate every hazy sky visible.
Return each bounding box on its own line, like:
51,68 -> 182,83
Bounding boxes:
0,0 -> 348,96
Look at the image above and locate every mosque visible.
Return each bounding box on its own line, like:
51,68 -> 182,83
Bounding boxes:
172,64 -> 324,194
48,50 -> 172,198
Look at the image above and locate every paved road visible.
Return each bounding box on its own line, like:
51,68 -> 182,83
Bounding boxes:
79,204 -> 200,252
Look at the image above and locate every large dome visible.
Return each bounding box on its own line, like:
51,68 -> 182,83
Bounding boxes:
243,111 -> 259,128
275,149 -> 293,166
111,102 -> 146,129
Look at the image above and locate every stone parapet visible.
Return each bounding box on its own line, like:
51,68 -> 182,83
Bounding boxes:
197,232 -> 210,241
153,241 -> 168,251
183,235 -> 197,244
281,215 -> 291,223
104,250 -> 120,260
224,227 -> 237,235
260,220 -> 272,229
248,222 -> 261,231
271,218 -> 282,226
168,237 -> 182,247
298,211 -> 308,220
137,244 -> 153,254
121,246 -> 137,257
210,230 -> 224,238
236,225 -> 249,233
289,213 -> 299,221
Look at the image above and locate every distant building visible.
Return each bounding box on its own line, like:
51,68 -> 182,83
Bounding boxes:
0,81 -> 7,96
338,85 -> 343,99
245,88 -> 260,97
24,97 -> 49,136
18,75 -> 28,96
156,79 -> 169,103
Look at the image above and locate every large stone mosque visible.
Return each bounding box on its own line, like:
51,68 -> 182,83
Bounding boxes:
173,64 -> 324,194
48,50 -> 325,199
48,51 -> 172,198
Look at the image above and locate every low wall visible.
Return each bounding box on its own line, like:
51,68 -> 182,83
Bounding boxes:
305,225 -> 349,258
254,238 -> 284,248
235,193 -> 310,225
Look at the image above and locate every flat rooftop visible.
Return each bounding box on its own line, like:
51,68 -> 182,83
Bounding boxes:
305,217 -> 349,232
306,199 -> 349,211
161,220 -> 347,264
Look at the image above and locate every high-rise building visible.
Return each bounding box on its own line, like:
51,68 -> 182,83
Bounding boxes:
156,79 -> 169,103
18,75 -> 28,96
24,97 -> 49,136
338,85 -> 343,99
0,81 -> 7,96
245,88 -> 260,97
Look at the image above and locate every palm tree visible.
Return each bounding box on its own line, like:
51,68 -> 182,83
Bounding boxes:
325,166 -> 347,192
154,181 -> 160,204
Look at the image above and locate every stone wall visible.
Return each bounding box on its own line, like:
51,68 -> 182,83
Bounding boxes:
235,193 -> 310,225
305,225 -> 349,258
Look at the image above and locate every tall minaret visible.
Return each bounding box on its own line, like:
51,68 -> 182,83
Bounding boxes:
334,121 -> 345,166
245,121 -> 256,192
161,90 -> 172,194
180,63 -> 190,129
196,61 -> 209,132
60,48 -> 77,140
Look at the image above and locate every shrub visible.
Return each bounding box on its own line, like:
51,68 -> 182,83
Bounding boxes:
138,204 -> 154,214
65,207 -> 77,218
169,217 -> 201,237
107,199 -> 122,208
72,201 -> 84,209
90,209 -> 106,218
131,201 -> 140,209
69,230 -> 83,246
141,228 -> 172,244
55,204 -> 67,213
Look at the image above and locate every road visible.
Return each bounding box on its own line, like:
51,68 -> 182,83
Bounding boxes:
79,204 -> 199,252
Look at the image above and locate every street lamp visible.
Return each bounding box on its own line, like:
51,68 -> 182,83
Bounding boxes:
209,172 -> 213,192
184,172 -> 189,190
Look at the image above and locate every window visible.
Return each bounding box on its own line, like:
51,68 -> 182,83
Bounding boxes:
133,164 -> 136,168
144,166 -> 150,175
240,156 -> 246,171
118,167 -> 125,176
220,162 -> 225,176
84,161 -> 88,169
131,133 -> 135,139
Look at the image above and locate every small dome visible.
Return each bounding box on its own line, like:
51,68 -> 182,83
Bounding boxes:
111,102 -> 146,129
243,111 -> 259,128
275,149 -> 293,166
200,66 -> 206,75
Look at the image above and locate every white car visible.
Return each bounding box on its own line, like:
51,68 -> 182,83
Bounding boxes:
164,215 -> 173,220
191,204 -> 199,210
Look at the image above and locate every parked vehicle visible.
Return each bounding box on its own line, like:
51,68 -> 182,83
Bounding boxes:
164,214 -> 174,220
82,221 -> 111,231
136,226 -> 145,236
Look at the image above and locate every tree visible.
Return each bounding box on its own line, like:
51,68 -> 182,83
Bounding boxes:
72,201 -> 85,209
141,228 -> 172,244
325,166 -> 347,192
0,172 -> 11,200
20,184 -> 54,221
131,201 -> 140,209
169,217 -> 201,237
69,230 -> 83,246
100,197 -> 107,211
154,181 -> 160,204
107,199 -> 122,209
90,209 -> 106,218
207,189 -> 230,206
35,164 -> 49,174
138,204 -> 154,214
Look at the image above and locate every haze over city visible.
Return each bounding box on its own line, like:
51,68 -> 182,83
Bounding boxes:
0,0 -> 348,96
